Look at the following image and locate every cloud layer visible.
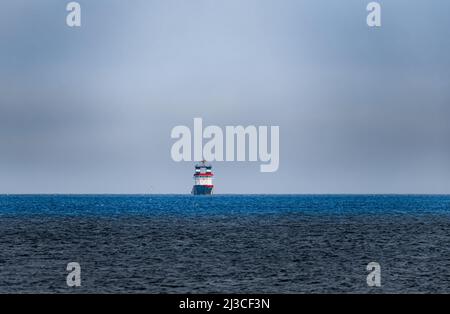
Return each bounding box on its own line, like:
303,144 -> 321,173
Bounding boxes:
1,0 -> 449,193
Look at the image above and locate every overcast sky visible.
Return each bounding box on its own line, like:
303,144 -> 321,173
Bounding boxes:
1,0 -> 449,194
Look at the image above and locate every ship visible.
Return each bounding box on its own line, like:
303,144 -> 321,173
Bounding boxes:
191,160 -> 214,195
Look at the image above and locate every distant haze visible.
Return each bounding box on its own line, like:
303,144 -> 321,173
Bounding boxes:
1,0 -> 449,194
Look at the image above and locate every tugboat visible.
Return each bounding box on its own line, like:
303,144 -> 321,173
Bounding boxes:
191,160 -> 214,195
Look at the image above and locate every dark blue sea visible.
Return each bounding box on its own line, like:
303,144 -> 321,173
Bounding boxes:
0,195 -> 449,293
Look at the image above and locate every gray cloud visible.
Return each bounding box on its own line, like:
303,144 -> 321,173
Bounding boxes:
1,0 -> 450,193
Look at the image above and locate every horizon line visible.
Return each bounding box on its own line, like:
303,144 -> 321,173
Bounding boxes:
1,193 -> 450,196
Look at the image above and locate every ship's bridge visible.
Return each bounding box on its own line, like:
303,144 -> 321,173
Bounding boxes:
194,160 -> 213,177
